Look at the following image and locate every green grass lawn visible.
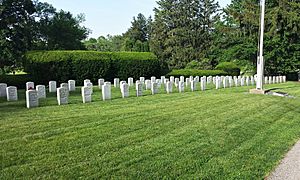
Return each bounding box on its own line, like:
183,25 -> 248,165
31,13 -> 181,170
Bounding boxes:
1,82 -> 300,179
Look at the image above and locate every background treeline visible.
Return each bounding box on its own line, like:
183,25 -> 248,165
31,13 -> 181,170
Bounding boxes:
1,0 -> 299,78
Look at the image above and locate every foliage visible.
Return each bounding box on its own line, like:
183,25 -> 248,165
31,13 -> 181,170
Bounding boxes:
84,35 -> 124,52
24,51 -> 162,84
185,59 -> 213,70
0,74 -> 33,89
167,69 -> 227,77
150,0 -> 220,69
1,82 -> 300,178
215,62 -> 241,76
0,0 -> 36,71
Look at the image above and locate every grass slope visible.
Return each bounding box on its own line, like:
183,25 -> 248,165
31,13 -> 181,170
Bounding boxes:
1,82 -> 300,179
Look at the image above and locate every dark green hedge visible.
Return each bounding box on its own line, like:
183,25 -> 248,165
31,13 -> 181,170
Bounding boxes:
215,62 -> 240,76
167,69 -> 228,77
0,74 -> 33,89
24,51 -> 163,84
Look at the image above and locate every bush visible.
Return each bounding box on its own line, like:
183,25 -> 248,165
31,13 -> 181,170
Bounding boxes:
185,59 -> 213,70
215,62 -> 240,76
167,69 -> 227,77
24,51 -> 163,85
0,74 -> 33,89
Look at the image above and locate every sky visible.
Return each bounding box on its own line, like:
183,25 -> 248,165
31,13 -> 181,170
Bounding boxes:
41,0 -> 232,39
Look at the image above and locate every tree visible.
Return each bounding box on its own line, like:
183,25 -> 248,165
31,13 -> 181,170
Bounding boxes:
0,0 -> 35,73
150,0 -> 220,69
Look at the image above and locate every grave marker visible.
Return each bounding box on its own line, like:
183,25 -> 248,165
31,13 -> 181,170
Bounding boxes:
136,82 -> 143,97
36,85 -> 46,99
68,80 -> 76,91
26,90 -> 38,108
0,83 -> 7,97
49,81 -> 57,92
81,86 -> 92,103
102,82 -> 111,101
26,82 -> 34,90
57,87 -> 68,105
121,83 -> 129,98
6,86 -> 18,101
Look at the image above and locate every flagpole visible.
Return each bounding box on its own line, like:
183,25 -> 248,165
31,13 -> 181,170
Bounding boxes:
256,0 -> 265,90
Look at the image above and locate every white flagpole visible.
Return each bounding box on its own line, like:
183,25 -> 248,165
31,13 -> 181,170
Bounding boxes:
256,0 -> 265,90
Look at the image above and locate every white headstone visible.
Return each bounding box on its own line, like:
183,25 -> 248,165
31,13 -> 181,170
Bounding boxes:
84,79 -> 91,87
250,76 -> 255,85
240,77 -> 245,86
166,81 -> 172,94
246,76 -> 250,86
128,77 -> 134,86
174,78 -> 180,87
6,86 -> 18,101
269,76 -> 272,84
98,78 -> 105,89
228,76 -> 233,87
216,77 -> 221,89
119,81 -> 126,89
145,80 -> 151,90
276,76 -> 279,84
191,80 -> 197,91
283,76 -> 286,83
26,82 -> 35,90
136,82 -> 143,97
60,83 -> 68,90
151,82 -> 158,95
279,76 -> 283,83
68,80 -> 76,91
114,78 -> 120,88
264,76 -> 268,84
185,78 -> 190,87
151,76 -> 156,83
156,79 -> 162,88
273,76 -> 276,84
201,77 -> 206,91
189,76 -> 193,82
180,76 -> 185,83
207,76 -> 212,84
178,81 -> 184,93
49,81 -> 57,92
102,82 -> 111,101
121,83 -> 129,98
81,86 -> 92,103
140,77 -> 145,84
57,87 -> 68,105
161,76 -> 166,84
85,82 -> 93,94
223,78 -> 228,88
0,83 -> 7,97
213,77 -> 216,85
170,76 -> 175,83
26,90 -> 38,108
36,85 -> 46,99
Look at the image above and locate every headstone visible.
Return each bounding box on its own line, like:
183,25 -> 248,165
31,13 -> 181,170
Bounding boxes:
26,82 -> 35,90
185,78 -> 190,87
140,77 -> 145,84
84,79 -> 91,87
264,76 -> 268,84
174,78 -> 180,87
36,85 -> 46,99
240,77 -> 245,86
166,81 -> 172,94
145,80 -> 151,90
121,83 -> 129,98
120,81 -> 126,89
164,78 -> 169,84
273,76 -> 276,84
180,76 -> 185,83
246,76 -> 250,86
228,76 -> 233,87
98,78 -> 105,89
250,76 -> 255,85
161,76 -> 166,84
68,80 -> 76,91
49,81 -> 57,92
26,90 -> 38,108
156,79 -> 162,88
269,76 -> 272,84
207,76 -> 212,84
102,82 -> 111,101
194,76 -> 200,83
234,76 -> 238,87
81,86 -> 92,103
60,83 -> 68,90
114,78 -> 120,88
85,82 -> 93,94
6,86 -> 18,101
216,77 -> 221,89
136,82 -> 143,97
0,83 -> 7,97
201,77 -> 206,91
283,76 -> 286,83
223,78 -> 228,88
151,82 -> 158,95
191,80 -> 197,91
276,76 -> 279,84
57,87 -> 68,105
128,77 -> 134,86
170,76 -> 175,83
151,76 -> 156,83
178,81 -> 184,93
213,77 -> 216,85
279,76 -> 283,83
189,76 -> 193,82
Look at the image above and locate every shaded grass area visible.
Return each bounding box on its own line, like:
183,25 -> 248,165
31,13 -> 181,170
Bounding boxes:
0,82 -> 300,179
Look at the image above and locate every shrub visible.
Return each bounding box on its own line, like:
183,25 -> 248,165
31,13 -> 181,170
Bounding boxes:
24,51 -> 163,85
0,74 -> 33,89
185,59 -> 213,70
215,62 -> 240,76
167,69 -> 227,77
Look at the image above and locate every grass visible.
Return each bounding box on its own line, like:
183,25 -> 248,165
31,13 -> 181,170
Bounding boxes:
0,81 -> 300,179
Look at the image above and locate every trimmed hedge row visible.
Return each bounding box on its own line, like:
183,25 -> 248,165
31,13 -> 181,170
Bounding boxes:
24,51 -> 164,85
167,69 -> 228,77
215,62 -> 240,76
0,74 -> 33,89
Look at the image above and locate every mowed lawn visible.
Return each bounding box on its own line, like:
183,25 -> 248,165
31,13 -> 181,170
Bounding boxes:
1,81 -> 300,179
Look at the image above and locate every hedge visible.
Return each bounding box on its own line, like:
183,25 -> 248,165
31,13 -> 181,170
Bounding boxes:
0,74 -> 33,89
215,62 -> 240,76
24,51 -> 164,85
167,69 -> 228,77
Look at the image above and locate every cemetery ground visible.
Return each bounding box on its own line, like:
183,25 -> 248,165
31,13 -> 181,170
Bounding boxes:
1,82 -> 300,179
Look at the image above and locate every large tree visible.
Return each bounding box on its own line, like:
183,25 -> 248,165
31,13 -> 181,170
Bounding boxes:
0,0 -> 35,73
150,0 -> 220,69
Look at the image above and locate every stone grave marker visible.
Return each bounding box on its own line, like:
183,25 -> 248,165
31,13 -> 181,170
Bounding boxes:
26,90 -> 38,108
114,78 -> 120,88
102,82 -> 111,101
191,80 -> 196,91
170,76 -> 175,83
166,81 -> 172,94
49,81 -> 57,92
0,83 -> 7,97
68,80 -> 76,91
98,78 -> 105,89
36,85 -> 46,99
180,76 -> 185,83
85,82 -> 93,94
151,82 -> 158,95
185,78 -> 190,87
84,79 -> 91,87
160,76 -> 166,84
81,86 -> 92,103
145,80 -> 151,90
174,78 -> 180,87
6,86 -> 18,101
121,83 -> 129,98
128,77 -> 134,86
140,77 -> 145,83
201,77 -> 206,91
26,82 -> 35,90
136,82 -> 143,97
57,87 -> 68,105
151,76 -> 156,84
178,81 -> 184,93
